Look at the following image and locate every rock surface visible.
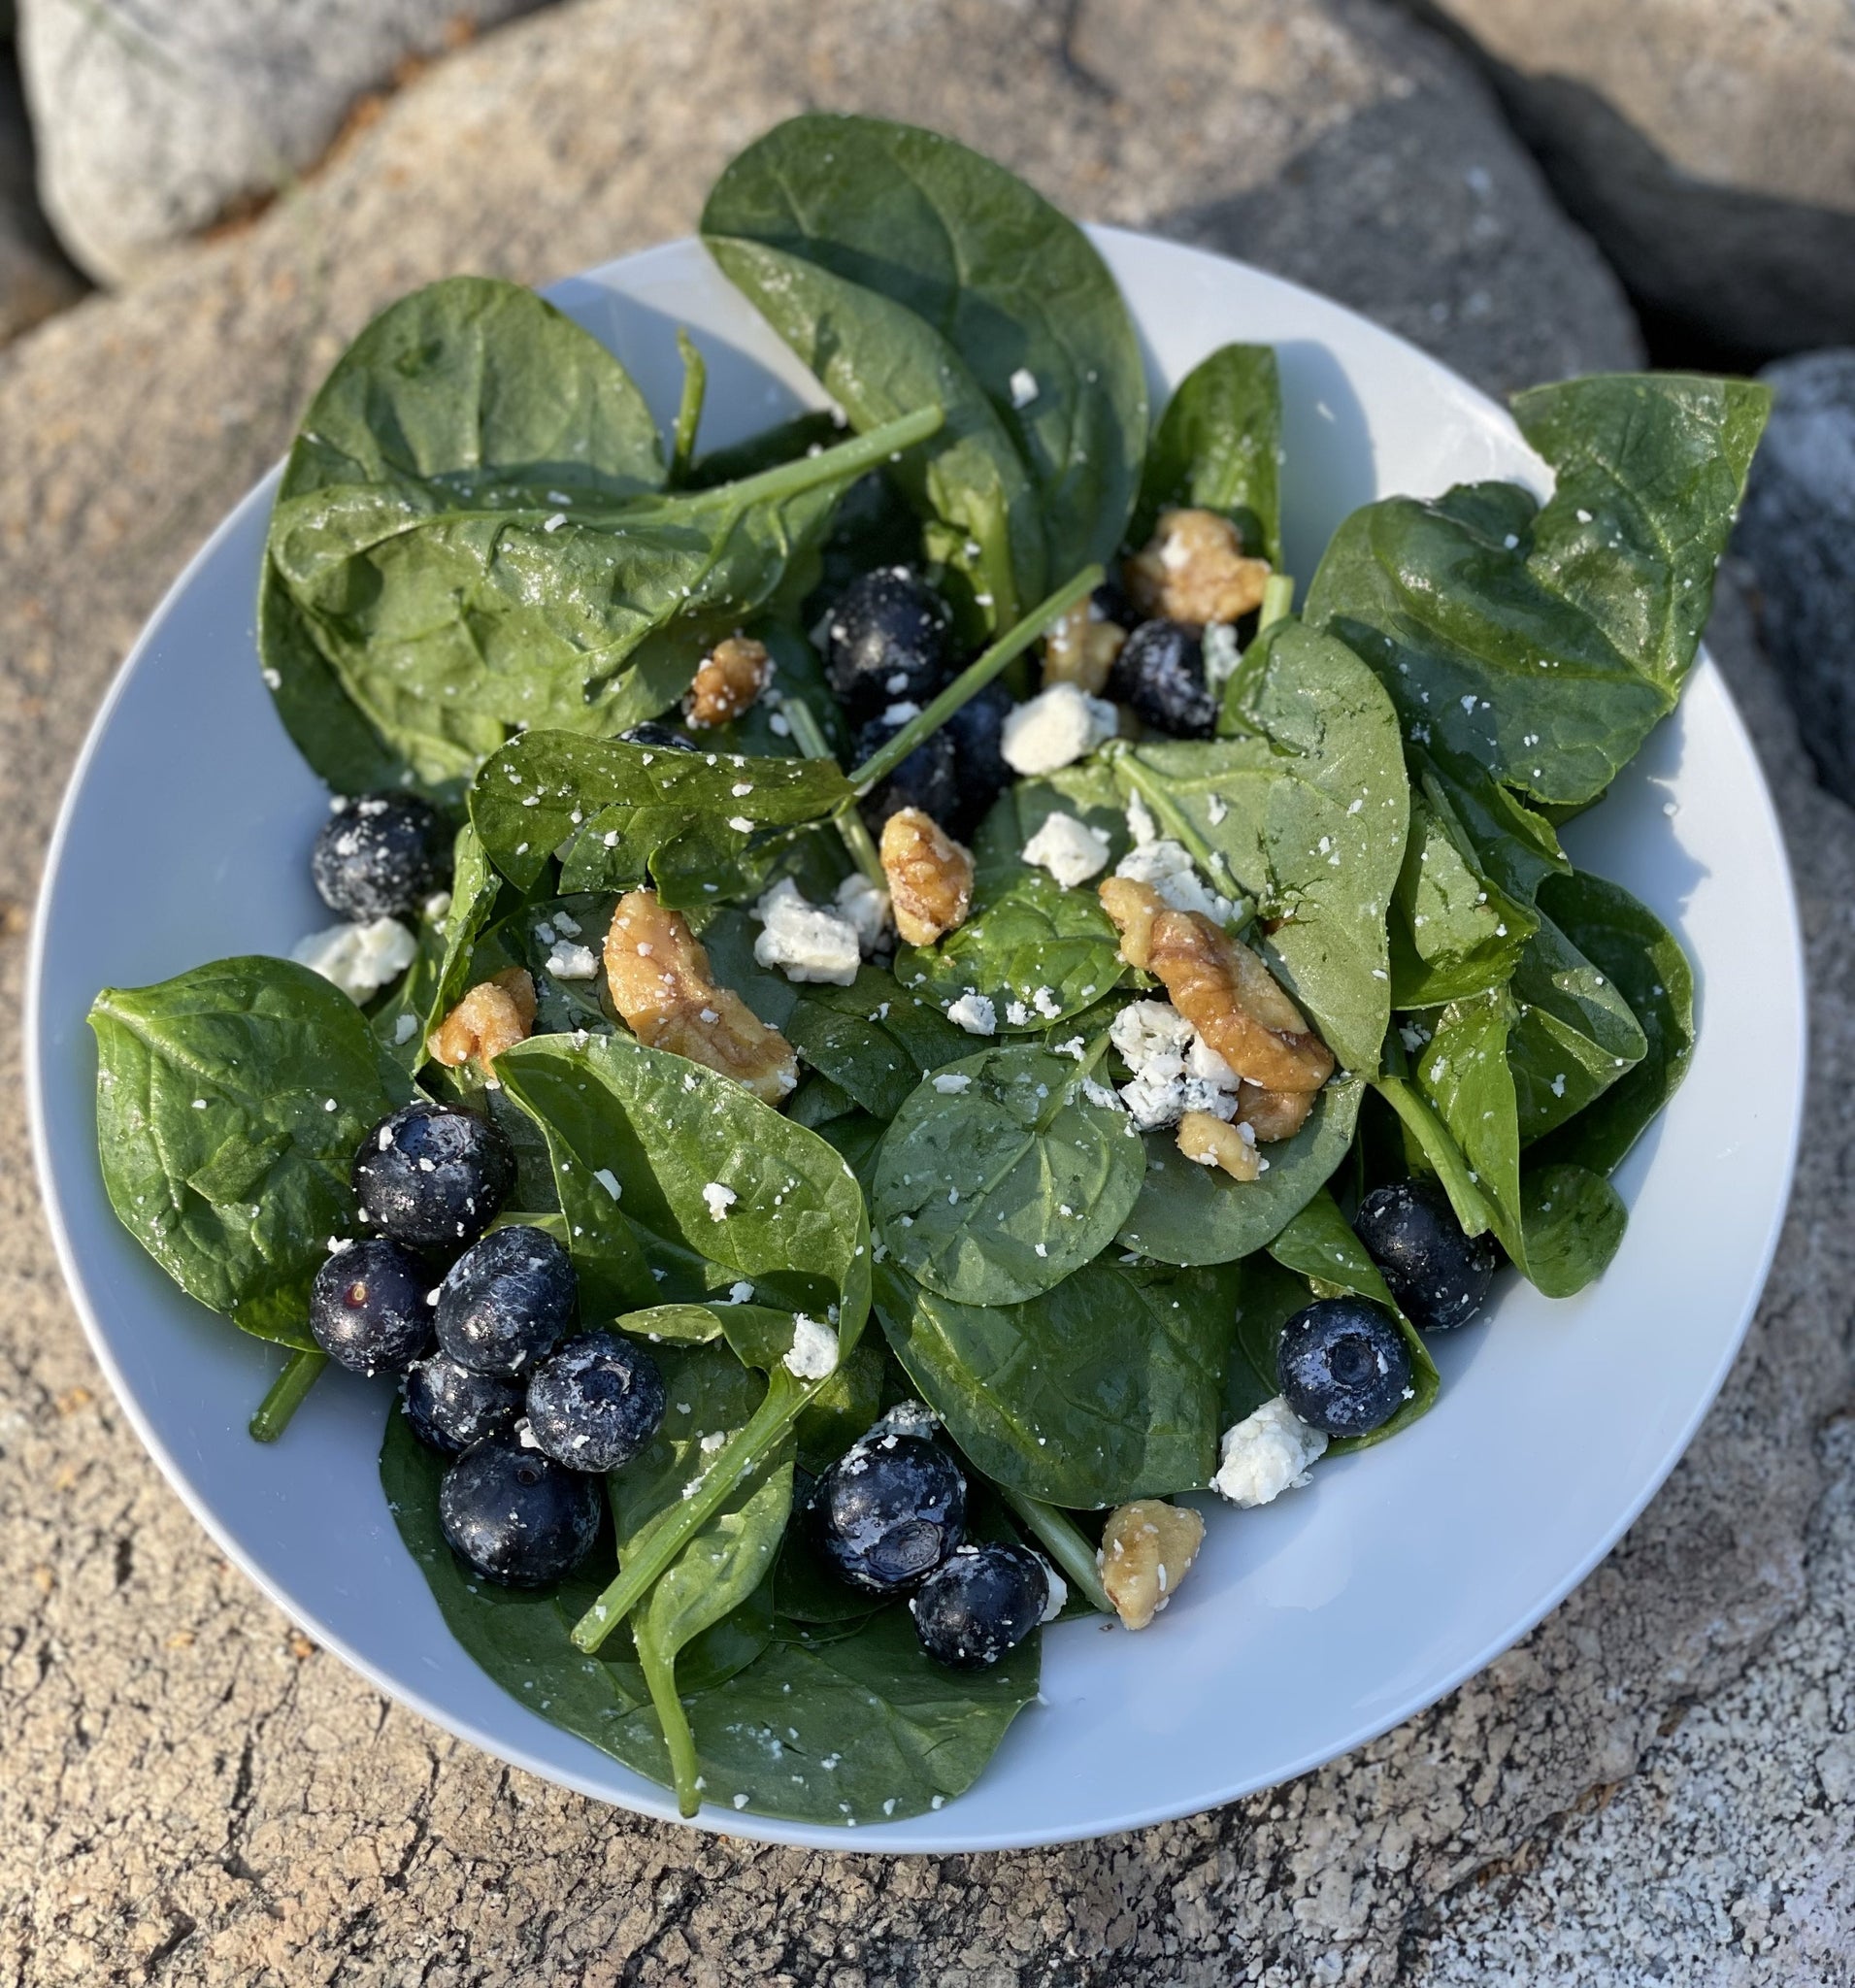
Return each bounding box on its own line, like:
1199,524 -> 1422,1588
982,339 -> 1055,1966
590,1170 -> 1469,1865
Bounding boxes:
1416,0 -> 1855,359
16,0 -> 549,285
0,54 -> 83,346
10,3 -> 1842,1983
1737,349 -> 1855,807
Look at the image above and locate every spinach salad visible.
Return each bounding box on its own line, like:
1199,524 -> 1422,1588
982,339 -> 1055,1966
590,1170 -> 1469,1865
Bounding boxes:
87,115 -> 1769,1827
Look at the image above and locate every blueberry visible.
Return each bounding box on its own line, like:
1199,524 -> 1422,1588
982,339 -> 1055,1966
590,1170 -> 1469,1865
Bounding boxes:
434,1224 -> 577,1377
851,713 -> 961,829
1091,574 -> 1140,629
524,1331 -> 666,1473
1276,1297 -> 1412,1438
438,1434 -> 602,1588
826,567 -> 953,718
311,792 -> 449,921
402,1350 -> 524,1456
352,1101 -> 514,1250
1109,618 -> 1217,737
811,1430 -> 967,1594
307,1239 -> 431,1376
911,1542 -> 1048,1670
620,721 -> 697,752
943,682 -> 1013,838
1354,1179 -> 1498,1332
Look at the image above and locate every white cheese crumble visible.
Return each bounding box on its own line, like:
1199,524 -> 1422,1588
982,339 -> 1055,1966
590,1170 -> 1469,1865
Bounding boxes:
702,1182 -> 737,1221
1212,1396 -> 1328,1508
1009,367 -> 1040,408
752,878 -> 860,986
1021,810 -> 1110,888
592,1168 -> 622,1202
1110,999 -> 1242,1130
726,1280 -> 754,1305
933,1072 -> 973,1094
783,1313 -> 840,1380
833,873 -> 892,954
1203,619 -> 1242,690
946,990 -> 997,1035
545,942 -> 599,980
1038,1557 -> 1068,1623
291,916 -> 417,1004
1113,836 -> 1238,925
1000,683 -> 1119,776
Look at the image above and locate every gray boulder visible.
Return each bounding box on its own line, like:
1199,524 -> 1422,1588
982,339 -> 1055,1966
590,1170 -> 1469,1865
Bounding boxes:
1737,349 -> 1855,802
17,0 -> 550,286
1418,0 -> 1855,359
0,55 -> 83,345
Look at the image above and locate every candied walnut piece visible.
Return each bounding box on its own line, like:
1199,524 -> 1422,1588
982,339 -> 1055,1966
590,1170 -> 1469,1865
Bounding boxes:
1098,875 -> 1165,971
602,888 -> 798,1104
428,968 -> 536,1075
1237,1080 -> 1315,1143
1176,1110 -> 1262,1181
1148,910 -> 1335,1094
1099,1498 -> 1207,1631
879,808 -> 975,946
1127,507 -> 1272,627
685,635 -> 771,729
1043,600 -> 1127,695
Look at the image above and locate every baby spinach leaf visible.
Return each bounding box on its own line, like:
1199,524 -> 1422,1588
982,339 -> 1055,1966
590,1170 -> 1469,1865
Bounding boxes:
895,870 -> 1126,1034
471,729 -> 852,897
1306,375 -> 1770,810
261,276 -> 668,793
1388,775 -> 1538,1009
1114,1076 -> 1364,1267
875,1256 -> 1238,1507
1407,986 -> 1523,1252
1518,1162 -> 1627,1297
1530,871 -> 1695,1177
872,1044 -> 1145,1307
782,969 -> 970,1121
1132,342 -> 1282,564
371,823 -> 510,1074
704,113 -> 1147,596
1108,617 -> 1408,1075
687,410 -> 843,488
497,1032 -> 871,1335
1223,1253 -> 1310,1423
1265,1190 -> 1440,1451
89,957 -> 414,1345
1506,905 -> 1646,1141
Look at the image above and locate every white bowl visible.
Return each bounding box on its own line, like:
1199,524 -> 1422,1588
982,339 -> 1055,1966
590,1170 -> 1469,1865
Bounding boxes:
26,229 -> 1805,1850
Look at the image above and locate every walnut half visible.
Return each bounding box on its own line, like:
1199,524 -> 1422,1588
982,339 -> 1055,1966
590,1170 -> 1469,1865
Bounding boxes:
685,635 -> 771,729
1099,1499 -> 1207,1631
428,968 -> 537,1077
1176,1110 -> 1261,1180
1043,599 -> 1127,695
602,888 -> 798,1104
1126,507 -> 1272,627
879,808 -> 974,946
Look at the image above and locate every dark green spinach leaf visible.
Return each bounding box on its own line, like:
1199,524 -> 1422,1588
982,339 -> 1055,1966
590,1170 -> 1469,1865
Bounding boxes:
1131,343 -> 1282,564
90,957 -> 414,1345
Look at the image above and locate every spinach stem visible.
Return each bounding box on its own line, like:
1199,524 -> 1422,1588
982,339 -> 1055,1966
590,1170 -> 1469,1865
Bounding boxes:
1259,571 -> 1296,629
847,564 -> 1105,796
1002,1489 -> 1114,1616
638,1634 -> 704,1817
783,697 -> 887,889
572,1377 -> 800,1652
668,329 -> 707,486
712,404 -> 943,513
1370,1075 -> 1506,1248
248,1347 -> 328,1443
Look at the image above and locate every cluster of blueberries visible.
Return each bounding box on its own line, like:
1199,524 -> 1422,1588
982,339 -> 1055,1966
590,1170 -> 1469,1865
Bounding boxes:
313,1098 -> 1051,1668
1282,1182 -> 1500,1439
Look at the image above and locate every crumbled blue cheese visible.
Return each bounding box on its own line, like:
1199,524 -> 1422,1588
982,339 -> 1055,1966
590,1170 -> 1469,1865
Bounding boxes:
1001,683 -> 1119,776
1212,1396 -> 1328,1507
592,1168 -> 622,1201
1110,999 -> 1241,1130
291,916 -> 417,1004
1202,620 -> 1242,690
1010,367 -> 1040,408
783,1313 -> 840,1380
1021,810 -> 1111,888
545,942 -> 600,979
833,873 -> 892,954
946,990 -> 997,1035
702,1182 -> 737,1221
1113,835 -> 1238,925
753,878 -> 860,986
1038,1557 -> 1068,1623
933,1072 -> 973,1094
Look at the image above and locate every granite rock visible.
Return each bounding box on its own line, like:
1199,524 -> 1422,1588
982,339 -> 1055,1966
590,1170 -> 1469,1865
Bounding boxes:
16,0 -> 550,285
1737,349 -> 1855,807
1416,0 -> 1855,360
0,53 -> 83,346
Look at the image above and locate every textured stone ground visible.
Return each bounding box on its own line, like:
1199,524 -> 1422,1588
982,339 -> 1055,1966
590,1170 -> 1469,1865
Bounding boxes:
1,3 -> 1845,1980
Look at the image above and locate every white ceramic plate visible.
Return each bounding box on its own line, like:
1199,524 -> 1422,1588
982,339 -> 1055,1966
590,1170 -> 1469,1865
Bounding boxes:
27,230 -> 1805,1851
